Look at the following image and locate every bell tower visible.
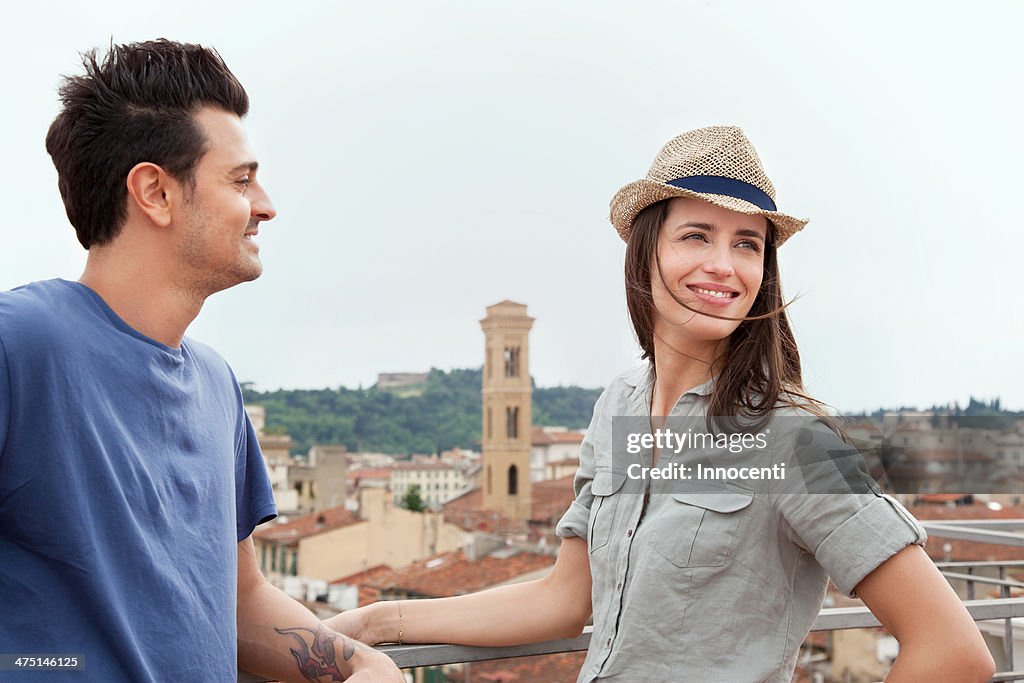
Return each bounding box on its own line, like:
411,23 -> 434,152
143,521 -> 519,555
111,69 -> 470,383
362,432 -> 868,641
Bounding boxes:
480,301 -> 534,520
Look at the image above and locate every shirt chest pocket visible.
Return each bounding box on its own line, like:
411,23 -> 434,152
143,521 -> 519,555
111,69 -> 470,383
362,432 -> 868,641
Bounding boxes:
588,470 -> 627,553
648,492 -> 753,568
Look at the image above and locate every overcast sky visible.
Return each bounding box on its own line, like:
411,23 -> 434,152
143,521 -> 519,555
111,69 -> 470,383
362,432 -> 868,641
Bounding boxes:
2,1 -> 1021,413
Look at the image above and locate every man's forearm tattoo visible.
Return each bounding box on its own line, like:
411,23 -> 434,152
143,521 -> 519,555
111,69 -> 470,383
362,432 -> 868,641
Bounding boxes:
275,623 -> 353,681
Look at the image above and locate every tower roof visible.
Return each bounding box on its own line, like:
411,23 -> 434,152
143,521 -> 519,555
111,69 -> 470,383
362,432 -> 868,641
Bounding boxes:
481,300 -> 534,328
485,300 -> 528,315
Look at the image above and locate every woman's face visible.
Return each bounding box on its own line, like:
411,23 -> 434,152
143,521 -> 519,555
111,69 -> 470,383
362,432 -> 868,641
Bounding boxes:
651,197 -> 768,347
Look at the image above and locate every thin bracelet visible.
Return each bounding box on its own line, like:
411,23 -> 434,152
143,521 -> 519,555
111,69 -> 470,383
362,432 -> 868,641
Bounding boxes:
397,600 -> 404,645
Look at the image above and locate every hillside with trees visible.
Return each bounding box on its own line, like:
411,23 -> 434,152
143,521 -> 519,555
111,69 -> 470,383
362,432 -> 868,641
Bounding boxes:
242,368 -> 602,456
245,372 -> 1021,457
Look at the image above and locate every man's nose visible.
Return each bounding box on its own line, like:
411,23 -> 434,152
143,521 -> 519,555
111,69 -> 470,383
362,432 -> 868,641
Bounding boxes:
251,184 -> 277,221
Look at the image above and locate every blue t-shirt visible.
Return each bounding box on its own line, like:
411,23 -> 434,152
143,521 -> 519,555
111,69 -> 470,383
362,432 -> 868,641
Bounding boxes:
0,279 -> 277,682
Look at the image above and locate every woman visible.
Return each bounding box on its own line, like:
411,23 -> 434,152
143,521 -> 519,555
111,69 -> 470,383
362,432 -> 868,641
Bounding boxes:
329,127 -> 994,681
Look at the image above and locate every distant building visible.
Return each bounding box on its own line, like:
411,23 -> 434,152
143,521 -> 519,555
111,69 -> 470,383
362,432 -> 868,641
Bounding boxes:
376,372 -> 429,392
531,426 -> 584,482
245,404 -> 298,512
391,461 -> 471,508
346,467 -> 393,510
847,415 -> 1024,496
246,404 -> 266,435
253,488 -> 465,584
347,452 -> 398,470
992,431 -> 1024,470
288,444 -> 348,514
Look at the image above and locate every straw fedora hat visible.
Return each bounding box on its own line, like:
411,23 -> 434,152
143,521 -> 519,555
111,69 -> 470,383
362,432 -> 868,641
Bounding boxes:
609,126 -> 807,246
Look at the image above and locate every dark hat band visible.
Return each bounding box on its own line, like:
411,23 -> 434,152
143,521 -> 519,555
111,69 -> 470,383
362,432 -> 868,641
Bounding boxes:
665,175 -> 777,212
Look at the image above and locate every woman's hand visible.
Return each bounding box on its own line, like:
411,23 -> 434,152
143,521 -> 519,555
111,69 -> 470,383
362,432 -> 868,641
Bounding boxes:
323,605 -> 378,646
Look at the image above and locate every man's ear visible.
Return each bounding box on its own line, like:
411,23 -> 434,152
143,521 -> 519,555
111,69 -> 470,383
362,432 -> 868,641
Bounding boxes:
126,162 -> 177,228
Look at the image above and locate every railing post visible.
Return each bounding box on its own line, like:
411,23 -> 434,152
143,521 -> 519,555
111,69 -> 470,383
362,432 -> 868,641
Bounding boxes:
1002,571 -> 1014,672
968,566 -> 976,600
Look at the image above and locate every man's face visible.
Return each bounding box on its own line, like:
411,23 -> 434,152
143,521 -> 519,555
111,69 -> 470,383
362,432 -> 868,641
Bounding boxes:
177,107 -> 276,296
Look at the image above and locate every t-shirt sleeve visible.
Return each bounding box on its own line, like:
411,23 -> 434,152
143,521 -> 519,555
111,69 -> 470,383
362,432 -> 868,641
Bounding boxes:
555,389 -> 608,540
235,409 -> 277,542
770,417 -> 927,596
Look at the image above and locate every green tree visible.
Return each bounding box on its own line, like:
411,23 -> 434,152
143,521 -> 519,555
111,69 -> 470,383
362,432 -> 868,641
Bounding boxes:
400,484 -> 426,512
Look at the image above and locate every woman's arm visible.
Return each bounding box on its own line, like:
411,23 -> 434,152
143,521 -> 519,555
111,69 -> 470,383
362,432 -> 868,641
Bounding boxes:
326,536 -> 592,647
855,544 -> 995,682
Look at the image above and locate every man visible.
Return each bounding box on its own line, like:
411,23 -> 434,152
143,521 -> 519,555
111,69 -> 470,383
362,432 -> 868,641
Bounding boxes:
0,40 -> 402,682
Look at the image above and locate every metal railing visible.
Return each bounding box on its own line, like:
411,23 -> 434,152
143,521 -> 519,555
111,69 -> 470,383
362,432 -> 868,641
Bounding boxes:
240,518 -> 1024,682
923,519 -> 1024,680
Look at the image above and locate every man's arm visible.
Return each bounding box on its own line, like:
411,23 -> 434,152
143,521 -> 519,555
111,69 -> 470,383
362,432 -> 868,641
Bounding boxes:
236,537 -> 403,682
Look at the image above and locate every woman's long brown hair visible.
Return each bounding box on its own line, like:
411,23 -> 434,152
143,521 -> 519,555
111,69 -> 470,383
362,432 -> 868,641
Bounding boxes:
624,199 -> 836,429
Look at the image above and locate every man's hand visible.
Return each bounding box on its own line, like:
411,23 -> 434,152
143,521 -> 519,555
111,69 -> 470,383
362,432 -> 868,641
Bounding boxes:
348,648 -> 405,682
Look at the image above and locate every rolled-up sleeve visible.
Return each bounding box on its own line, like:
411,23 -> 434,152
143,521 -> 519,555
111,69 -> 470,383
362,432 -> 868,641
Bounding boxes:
811,493 -> 927,595
771,417 -> 927,596
555,388 -> 607,540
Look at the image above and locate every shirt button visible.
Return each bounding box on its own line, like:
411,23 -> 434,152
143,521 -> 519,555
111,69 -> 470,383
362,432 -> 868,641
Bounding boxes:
616,582 -> 622,591
626,529 -> 633,537
606,638 -> 612,647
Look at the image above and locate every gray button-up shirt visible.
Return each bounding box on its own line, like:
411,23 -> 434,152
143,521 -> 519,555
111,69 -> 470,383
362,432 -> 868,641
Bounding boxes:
556,365 -> 927,682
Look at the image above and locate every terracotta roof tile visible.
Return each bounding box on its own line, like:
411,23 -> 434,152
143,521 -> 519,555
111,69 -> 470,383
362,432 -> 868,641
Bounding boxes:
529,476 -> 577,524
443,477 -> 576,533
253,505 -> 361,544
909,501 -> 1024,520
357,586 -> 382,607
910,502 -> 1024,562
917,493 -> 972,503
328,566 -> 396,608
331,564 -> 394,585
546,458 -> 580,467
444,652 -> 586,682
531,427 -> 585,446
392,462 -> 459,471
366,549 -> 554,598
346,468 -> 393,482
530,427 -> 554,446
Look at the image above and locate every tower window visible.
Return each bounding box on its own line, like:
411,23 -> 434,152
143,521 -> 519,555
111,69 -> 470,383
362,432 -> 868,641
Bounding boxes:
506,406 -> 519,440
504,346 -> 520,378
508,464 -> 518,496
